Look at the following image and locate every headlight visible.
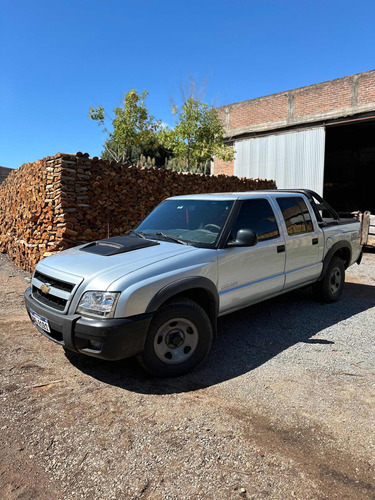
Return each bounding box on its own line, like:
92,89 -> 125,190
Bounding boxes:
76,291 -> 120,318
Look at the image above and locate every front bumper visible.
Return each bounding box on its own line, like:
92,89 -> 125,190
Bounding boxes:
24,288 -> 152,360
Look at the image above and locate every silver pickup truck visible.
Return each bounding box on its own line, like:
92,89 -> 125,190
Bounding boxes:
25,189 -> 362,377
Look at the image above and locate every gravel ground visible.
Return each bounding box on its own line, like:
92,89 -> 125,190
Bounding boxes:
0,251 -> 374,500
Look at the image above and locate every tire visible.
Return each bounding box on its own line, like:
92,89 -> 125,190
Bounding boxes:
313,257 -> 345,303
138,298 -> 213,377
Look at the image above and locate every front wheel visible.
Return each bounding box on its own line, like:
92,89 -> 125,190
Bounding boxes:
313,257 -> 345,303
138,298 -> 213,377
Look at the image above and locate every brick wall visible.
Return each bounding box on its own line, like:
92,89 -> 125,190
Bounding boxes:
293,78 -> 352,117
219,71 -> 375,137
358,72 -> 375,105
228,93 -> 289,129
0,153 -> 276,271
213,157 -> 234,176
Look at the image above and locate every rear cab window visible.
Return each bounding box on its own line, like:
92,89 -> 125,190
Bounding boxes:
276,197 -> 314,236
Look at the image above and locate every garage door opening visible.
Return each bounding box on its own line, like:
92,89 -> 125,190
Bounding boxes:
323,119 -> 375,215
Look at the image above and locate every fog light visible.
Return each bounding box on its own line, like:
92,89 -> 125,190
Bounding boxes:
89,340 -> 102,351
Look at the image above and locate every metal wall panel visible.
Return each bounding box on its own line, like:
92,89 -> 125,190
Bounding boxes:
233,127 -> 326,195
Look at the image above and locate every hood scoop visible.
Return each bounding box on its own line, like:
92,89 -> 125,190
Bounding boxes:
80,235 -> 159,256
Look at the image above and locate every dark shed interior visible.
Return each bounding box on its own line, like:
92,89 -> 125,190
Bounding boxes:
323,119 -> 375,215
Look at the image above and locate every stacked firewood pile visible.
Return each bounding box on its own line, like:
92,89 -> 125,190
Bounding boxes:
0,157 -> 54,270
0,152 -> 276,271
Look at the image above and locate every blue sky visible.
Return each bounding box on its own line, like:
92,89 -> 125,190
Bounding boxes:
1,0 -> 375,168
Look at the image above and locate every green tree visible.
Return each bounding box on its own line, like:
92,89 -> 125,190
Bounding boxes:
162,97 -> 234,174
89,89 -> 163,164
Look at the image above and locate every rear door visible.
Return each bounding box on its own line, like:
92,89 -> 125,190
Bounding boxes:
275,195 -> 323,289
217,197 -> 286,315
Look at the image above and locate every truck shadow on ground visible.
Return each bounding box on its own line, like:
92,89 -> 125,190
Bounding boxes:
65,282 -> 375,394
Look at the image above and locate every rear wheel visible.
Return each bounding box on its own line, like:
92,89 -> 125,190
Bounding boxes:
313,257 -> 345,303
138,298 -> 213,377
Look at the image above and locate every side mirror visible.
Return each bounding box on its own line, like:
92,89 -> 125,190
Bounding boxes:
227,229 -> 258,247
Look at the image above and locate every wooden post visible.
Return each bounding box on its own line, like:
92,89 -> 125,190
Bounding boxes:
360,211 -> 371,246
367,213 -> 375,248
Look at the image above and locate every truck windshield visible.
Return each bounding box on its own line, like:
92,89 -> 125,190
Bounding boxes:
136,200 -> 234,248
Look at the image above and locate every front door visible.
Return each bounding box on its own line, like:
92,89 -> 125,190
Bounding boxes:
217,198 -> 286,315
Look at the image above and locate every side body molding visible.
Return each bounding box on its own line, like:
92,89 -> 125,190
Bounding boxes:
145,277 -> 219,335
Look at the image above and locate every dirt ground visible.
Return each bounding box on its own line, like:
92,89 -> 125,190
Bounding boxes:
0,252 -> 374,500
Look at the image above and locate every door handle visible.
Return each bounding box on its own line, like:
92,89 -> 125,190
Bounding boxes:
277,245 -> 285,253
312,238 -> 319,245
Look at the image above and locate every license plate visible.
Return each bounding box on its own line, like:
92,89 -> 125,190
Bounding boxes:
30,310 -> 51,334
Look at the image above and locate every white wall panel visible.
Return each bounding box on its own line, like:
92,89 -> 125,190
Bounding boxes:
233,127 -> 326,195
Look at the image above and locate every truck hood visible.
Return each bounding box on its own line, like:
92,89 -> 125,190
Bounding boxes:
37,239 -> 197,289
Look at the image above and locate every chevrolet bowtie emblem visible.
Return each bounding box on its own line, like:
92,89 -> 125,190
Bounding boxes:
40,284 -> 51,294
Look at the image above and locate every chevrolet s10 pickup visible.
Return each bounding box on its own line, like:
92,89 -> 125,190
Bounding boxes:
25,189 -> 362,376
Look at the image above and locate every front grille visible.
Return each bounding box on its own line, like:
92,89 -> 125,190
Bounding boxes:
32,285 -> 67,311
34,271 -> 74,293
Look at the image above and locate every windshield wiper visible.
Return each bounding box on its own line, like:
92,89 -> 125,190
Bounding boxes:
148,232 -> 190,245
126,230 -> 146,239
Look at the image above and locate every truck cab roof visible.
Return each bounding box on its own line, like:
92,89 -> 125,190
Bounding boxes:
168,189 -> 320,202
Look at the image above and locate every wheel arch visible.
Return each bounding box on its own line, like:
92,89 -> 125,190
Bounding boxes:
319,241 -> 352,280
145,277 -> 219,336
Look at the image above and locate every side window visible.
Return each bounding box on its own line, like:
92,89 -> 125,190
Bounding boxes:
277,197 -> 314,235
299,198 -> 313,232
231,199 -> 280,241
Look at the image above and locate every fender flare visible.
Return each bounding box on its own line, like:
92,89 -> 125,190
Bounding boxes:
319,241 -> 352,280
145,276 -> 219,335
